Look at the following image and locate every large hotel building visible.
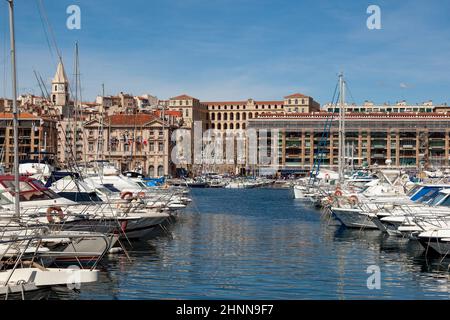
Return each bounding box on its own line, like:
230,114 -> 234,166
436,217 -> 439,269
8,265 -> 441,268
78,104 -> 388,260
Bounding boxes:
167,95 -> 450,175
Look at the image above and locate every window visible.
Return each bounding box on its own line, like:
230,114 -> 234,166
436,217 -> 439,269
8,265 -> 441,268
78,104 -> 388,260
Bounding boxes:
157,165 -> 164,176
295,99 -> 298,104
211,113 -> 215,120
230,113 -> 234,120
224,113 -> 228,121
149,142 -> 154,151
224,123 -> 228,130
218,113 -> 222,120
236,123 -> 240,129
159,142 -> 164,152
88,143 -> 94,152
236,113 -> 240,120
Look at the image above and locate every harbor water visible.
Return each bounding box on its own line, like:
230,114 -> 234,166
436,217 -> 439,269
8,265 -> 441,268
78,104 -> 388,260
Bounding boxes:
51,188 -> 450,299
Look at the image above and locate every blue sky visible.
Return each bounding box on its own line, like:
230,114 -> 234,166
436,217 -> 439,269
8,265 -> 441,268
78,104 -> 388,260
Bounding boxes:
1,0 -> 449,105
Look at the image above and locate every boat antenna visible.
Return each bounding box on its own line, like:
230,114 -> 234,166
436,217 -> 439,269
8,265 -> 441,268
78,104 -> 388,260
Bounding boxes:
8,0 -> 20,218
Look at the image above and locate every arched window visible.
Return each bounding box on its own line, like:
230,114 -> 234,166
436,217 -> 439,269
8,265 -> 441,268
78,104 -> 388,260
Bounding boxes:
230,123 -> 234,129
230,113 -> 234,120
211,113 -> 215,120
242,123 -> 246,129
218,113 -> 222,120
211,123 -> 215,129
243,113 -> 247,120
236,123 -> 240,129
224,123 -> 228,130
157,165 -> 164,177
224,113 -> 228,120
217,123 -> 221,130
148,165 -> 155,177
249,113 -> 253,119
236,113 -> 240,120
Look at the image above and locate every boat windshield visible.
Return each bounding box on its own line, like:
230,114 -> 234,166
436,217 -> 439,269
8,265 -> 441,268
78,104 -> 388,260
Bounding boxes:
102,184 -> 121,193
59,192 -> 103,203
96,187 -> 112,196
429,192 -> 448,206
0,193 -> 12,205
439,196 -> 450,207
418,189 -> 443,204
407,185 -> 421,197
135,181 -> 148,189
0,179 -> 60,202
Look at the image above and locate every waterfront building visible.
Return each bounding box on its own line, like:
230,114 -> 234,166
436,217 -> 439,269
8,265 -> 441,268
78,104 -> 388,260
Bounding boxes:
0,112 -> 58,170
82,113 -> 176,176
248,112 -> 450,174
323,100 -> 436,113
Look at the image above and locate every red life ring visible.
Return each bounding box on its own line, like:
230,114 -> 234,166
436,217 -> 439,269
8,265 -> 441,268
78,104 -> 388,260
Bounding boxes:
335,189 -> 343,196
120,191 -> 133,200
46,206 -> 64,223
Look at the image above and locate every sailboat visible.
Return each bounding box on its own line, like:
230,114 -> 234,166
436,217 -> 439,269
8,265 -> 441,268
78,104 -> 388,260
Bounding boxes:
0,0 -> 100,299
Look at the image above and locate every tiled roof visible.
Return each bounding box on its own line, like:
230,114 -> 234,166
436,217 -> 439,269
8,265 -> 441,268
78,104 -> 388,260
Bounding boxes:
284,93 -> 309,99
0,112 -> 40,120
170,94 -> 196,100
154,110 -> 182,117
107,114 -> 155,126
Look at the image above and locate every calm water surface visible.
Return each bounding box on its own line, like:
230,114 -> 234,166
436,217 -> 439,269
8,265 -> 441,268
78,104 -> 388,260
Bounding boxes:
52,188 -> 450,299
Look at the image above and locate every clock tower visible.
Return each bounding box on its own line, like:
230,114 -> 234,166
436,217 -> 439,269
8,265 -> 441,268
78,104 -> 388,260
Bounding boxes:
51,60 -> 69,108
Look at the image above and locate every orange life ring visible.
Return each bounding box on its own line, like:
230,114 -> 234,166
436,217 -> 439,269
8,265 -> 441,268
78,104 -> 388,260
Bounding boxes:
348,195 -> 359,204
46,206 -> 64,223
120,191 -> 133,200
334,190 -> 343,196
137,192 -> 146,199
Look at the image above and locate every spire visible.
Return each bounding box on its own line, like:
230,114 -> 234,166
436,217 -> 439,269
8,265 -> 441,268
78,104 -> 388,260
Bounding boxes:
53,60 -> 68,83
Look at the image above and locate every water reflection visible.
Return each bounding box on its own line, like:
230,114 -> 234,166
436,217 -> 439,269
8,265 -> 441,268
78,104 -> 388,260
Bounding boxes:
48,189 -> 450,299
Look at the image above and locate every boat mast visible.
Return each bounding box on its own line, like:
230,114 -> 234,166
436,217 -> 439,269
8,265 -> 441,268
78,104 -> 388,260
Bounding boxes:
8,0 -> 20,218
338,73 -> 346,183
73,42 -> 80,164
